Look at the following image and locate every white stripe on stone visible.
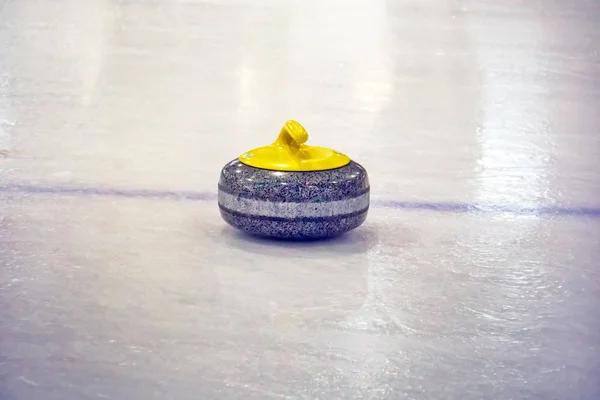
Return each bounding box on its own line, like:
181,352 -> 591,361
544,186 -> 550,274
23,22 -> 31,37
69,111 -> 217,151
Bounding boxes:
218,190 -> 369,218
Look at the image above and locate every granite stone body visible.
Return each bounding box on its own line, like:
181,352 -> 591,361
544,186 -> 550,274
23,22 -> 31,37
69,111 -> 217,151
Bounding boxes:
218,159 -> 370,239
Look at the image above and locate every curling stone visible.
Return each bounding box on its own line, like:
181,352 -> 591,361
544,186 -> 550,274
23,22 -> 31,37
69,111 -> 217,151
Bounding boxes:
218,120 -> 369,239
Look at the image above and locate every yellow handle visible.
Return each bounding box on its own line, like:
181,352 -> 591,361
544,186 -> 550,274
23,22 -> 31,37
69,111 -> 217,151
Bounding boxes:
274,120 -> 309,149
238,119 -> 350,171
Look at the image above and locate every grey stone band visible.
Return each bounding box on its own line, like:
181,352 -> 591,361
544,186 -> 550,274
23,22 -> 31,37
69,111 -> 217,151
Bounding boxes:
218,190 -> 370,219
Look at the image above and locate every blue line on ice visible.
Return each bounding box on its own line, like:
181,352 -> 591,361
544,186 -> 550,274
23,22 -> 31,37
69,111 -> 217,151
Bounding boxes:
1,183 -> 599,218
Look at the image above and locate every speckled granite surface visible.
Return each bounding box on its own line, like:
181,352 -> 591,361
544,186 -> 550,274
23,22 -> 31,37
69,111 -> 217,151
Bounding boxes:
218,159 -> 370,239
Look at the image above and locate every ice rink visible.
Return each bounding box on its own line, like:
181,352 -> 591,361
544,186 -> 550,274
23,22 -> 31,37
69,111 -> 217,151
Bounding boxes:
1,0 -> 599,399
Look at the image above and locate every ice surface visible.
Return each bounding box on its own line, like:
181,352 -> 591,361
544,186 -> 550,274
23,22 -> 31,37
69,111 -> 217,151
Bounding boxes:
1,0 -> 599,399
